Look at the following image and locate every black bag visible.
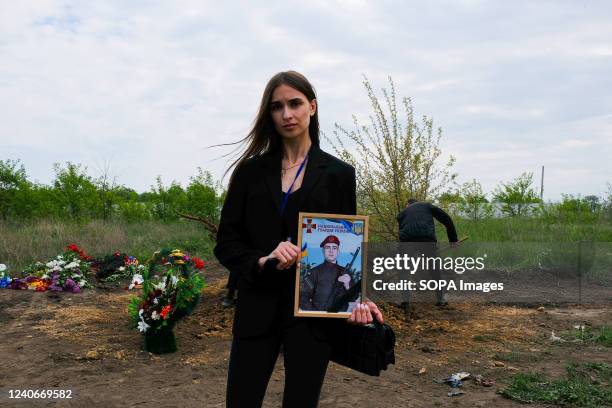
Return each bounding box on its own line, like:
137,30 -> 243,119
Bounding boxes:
329,319 -> 396,376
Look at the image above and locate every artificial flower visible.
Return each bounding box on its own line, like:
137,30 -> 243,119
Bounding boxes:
192,257 -> 205,270
128,273 -> 144,290
137,320 -> 150,333
0,275 -> 12,288
160,305 -> 172,319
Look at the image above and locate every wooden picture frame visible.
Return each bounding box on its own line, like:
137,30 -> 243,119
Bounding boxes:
294,212 -> 369,318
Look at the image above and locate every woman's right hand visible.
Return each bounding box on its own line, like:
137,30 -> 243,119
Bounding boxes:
258,241 -> 300,270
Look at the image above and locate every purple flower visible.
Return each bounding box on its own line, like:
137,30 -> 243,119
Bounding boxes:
10,279 -> 28,290
64,278 -> 76,289
48,283 -> 63,292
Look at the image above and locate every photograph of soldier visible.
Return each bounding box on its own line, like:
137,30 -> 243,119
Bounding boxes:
299,234 -> 358,312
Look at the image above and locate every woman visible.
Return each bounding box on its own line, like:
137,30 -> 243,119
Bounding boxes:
214,71 -> 384,408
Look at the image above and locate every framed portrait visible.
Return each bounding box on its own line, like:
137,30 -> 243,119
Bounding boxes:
294,212 -> 369,318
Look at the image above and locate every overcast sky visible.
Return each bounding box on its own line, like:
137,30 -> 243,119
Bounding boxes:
1,1 -> 611,201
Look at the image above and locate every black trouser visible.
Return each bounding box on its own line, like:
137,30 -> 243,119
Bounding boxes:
226,320 -> 332,408
227,270 -> 239,291
402,241 -> 447,305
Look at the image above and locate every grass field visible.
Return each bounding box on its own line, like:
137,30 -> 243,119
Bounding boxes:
1,216 -> 611,278
446,217 -> 612,242
0,219 -> 215,272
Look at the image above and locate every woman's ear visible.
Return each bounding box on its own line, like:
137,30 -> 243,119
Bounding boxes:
310,99 -> 317,116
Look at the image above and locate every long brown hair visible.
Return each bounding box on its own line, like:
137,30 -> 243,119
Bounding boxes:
223,71 -> 320,182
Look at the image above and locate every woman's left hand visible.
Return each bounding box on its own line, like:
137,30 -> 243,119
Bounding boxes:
347,301 -> 384,325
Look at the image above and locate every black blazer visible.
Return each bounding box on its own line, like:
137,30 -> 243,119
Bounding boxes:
214,144 -> 357,337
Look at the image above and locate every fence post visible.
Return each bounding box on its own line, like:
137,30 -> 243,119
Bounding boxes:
578,241 -> 582,305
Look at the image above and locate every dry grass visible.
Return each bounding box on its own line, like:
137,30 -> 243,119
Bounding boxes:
0,219 -> 214,272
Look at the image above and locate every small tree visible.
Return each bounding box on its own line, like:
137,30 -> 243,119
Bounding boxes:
555,194 -> 598,223
53,162 -> 101,219
95,162 -> 121,221
0,159 -> 28,221
150,176 -> 187,221
457,179 -> 493,220
437,191 -> 462,215
493,172 -> 541,217
584,195 -> 601,212
184,167 -> 222,222
325,76 -> 457,239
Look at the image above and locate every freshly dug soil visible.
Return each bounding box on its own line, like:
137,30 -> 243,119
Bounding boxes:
1,262 -> 610,407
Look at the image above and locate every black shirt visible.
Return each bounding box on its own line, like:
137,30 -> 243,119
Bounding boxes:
396,202 -> 458,242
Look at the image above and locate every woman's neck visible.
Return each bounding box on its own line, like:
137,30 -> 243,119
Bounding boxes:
282,135 -> 312,165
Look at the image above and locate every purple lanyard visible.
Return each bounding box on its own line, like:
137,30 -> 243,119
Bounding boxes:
280,155 -> 308,216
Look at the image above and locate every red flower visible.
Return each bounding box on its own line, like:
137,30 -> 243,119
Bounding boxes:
192,257 -> 205,270
65,243 -> 92,261
160,305 -> 172,319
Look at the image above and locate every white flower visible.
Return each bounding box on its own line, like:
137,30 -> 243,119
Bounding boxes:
46,261 -> 55,268
153,281 -> 166,292
118,266 -> 125,272
137,320 -> 150,333
41,274 -> 49,279
138,264 -> 145,270
153,298 -> 159,305
151,311 -> 160,320
0,264 -> 6,272
139,309 -> 144,317
57,255 -> 63,259
65,261 -> 79,269
128,273 -> 144,290
170,275 -> 178,286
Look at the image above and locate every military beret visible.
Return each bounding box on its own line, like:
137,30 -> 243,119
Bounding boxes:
320,235 -> 340,247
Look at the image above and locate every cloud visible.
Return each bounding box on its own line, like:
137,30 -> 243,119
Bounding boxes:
0,1 -> 611,201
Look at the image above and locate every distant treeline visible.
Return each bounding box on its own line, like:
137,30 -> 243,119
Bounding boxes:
0,159 -> 223,223
436,173 -> 612,223
2,159 -> 611,226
